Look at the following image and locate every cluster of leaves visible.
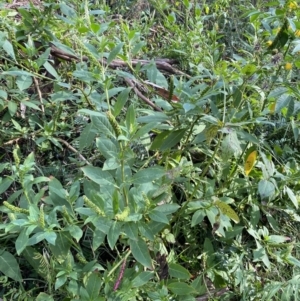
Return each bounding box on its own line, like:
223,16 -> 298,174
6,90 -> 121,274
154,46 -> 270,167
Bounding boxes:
1,0 -> 300,300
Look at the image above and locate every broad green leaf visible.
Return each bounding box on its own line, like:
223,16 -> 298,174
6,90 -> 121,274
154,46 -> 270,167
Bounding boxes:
253,247 -> 270,269
66,225 -> 83,242
0,163 -> 9,173
0,177 -> 14,194
191,276 -> 207,295
93,229 -> 106,251
82,166 -> 116,187
275,94 -> 291,113
242,63 -> 257,76
169,263 -> 191,279
16,75 -> 33,91
292,43 -> 300,54
103,157 -> 120,170
55,274 -> 67,290
267,18 -> 288,51
0,250 -> 22,282
131,167 -> 165,184
2,70 -> 33,77
286,98 -> 294,119
137,223 -> 154,241
79,123 -> 96,151
266,213 -> 279,231
150,129 -> 186,151
114,87 -> 131,116
8,101 -> 17,116
16,228 -> 29,255
93,216 -> 113,234
0,89 -> 8,100
2,40 -> 16,60
215,200 -> 240,223
266,235 -> 290,244
237,130 -> 260,144
36,293 -> 54,301
155,69 -> 168,88
260,152 -> 275,179
221,130 -> 242,160
21,100 -> 41,111
149,209 -> 169,224
36,48 -> 51,67
203,238 -> 214,254
49,177 -> 71,210
123,222 -> 138,240
107,221 -> 122,250
126,104 -> 136,134
145,62 -> 158,82
107,42 -> 124,65
91,22 -> 101,33
132,271 -> 154,287
27,232 -> 46,246
286,255 -> 300,268
133,122 -> 158,139
258,179 -> 275,200
132,41 -> 145,56
167,282 -> 195,295
137,112 -> 169,123
100,87 -> 124,102
285,186 -> 298,209
250,204 -> 260,227
201,114 -> 221,125
85,272 -> 102,299
130,237 -> 152,269
49,232 -> 72,261
43,61 -> 60,79
112,189 -> 119,215
191,210 -> 206,227
96,137 -> 119,159
72,70 -> 95,82
59,2 -> 77,17
79,109 -> 106,117
91,114 -> 115,137
150,131 -> 169,150
233,86 -> 242,108
156,204 -> 180,215
24,152 -> 35,167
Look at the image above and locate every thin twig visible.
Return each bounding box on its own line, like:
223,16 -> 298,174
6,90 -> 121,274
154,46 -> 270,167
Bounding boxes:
57,138 -> 91,165
195,288 -> 229,301
124,78 -> 163,112
2,137 -> 22,146
49,45 -> 189,77
33,77 -> 45,114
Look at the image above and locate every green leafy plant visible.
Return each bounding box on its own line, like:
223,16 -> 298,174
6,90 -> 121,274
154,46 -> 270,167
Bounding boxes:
1,0 -> 300,300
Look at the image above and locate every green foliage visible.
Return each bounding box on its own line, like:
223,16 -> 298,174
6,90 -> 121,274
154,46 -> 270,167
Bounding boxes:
1,0 -> 300,300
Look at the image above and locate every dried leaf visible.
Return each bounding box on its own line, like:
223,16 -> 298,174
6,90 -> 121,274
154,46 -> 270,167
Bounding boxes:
244,150 -> 257,176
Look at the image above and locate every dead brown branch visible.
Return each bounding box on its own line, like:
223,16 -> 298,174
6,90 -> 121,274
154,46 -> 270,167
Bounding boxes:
195,288 -> 229,301
33,77 -> 45,114
124,78 -> 163,112
57,138 -> 91,165
49,45 -> 189,77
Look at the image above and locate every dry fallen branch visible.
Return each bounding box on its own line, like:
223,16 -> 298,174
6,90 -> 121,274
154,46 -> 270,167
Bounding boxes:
195,287 -> 229,301
124,78 -> 163,112
48,45 -> 192,110
49,45 -> 189,77
2,137 -> 22,146
33,77 -> 45,114
57,138 -> 91,165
